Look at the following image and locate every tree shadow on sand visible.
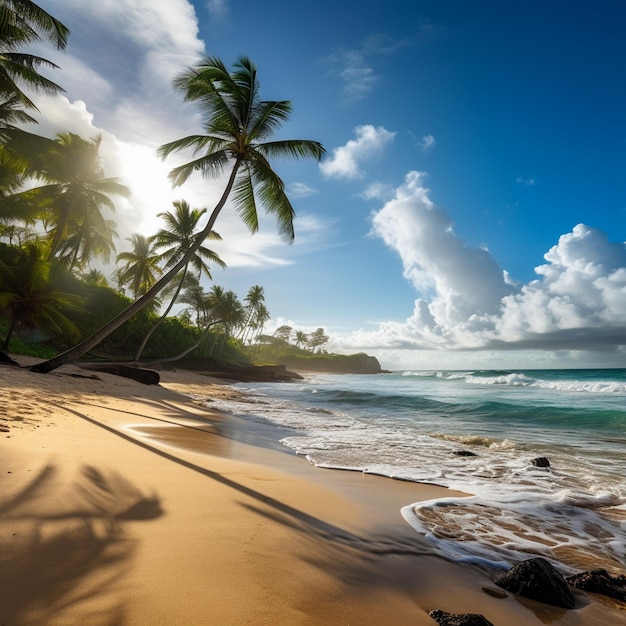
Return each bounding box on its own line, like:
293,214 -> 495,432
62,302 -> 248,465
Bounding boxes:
0,464 -> 162,625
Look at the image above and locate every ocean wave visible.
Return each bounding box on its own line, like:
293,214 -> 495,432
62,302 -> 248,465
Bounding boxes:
401,492 -> 626,573
466,372 -> 535,386
430,433 -> 516,450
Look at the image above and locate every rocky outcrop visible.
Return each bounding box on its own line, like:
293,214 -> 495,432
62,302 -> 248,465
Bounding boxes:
566,569 -> 626,602
494,557 -> 575,608
531,457 -> 551,467
164,357 -> 302,382
429,610 -> 494,626
280,352 -> 387,374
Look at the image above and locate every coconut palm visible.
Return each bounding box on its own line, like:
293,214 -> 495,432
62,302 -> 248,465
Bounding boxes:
31,56 -> 325,373
0,240 -> 82,350
295,330 -> 308,350
17,133 -> 128,261
115,234 -> 162,299
238,284 -> 265,344
0,0 -> 69,115
134,199 -> 225,360
178,275 -> 209,328
205,287 -> 244,357
55,213 -> 118,271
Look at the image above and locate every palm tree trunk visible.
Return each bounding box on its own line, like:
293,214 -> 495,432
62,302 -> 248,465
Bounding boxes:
139,320 -> 221,365
30,162 -> 241,373
134,265 -> 188,361
2,318 -> 17,351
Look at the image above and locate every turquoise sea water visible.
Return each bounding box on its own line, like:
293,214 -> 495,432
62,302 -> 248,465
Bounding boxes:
206,369 -> 626,574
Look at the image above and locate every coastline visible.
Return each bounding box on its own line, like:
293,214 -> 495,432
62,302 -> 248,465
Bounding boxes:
1,360 -> 623,624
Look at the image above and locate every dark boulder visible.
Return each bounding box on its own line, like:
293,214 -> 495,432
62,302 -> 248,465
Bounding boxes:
531,457 -> 551,468
454,450 -> 478,457
429,610 -> 494,626
566,569 -> 626,602
495,557 -> 575,609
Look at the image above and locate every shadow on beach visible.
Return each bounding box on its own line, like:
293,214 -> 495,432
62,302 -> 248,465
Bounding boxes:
0,464 -> 162,625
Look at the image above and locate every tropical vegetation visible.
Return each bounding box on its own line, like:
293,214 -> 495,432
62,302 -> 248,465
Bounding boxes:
0,2 -> 330,372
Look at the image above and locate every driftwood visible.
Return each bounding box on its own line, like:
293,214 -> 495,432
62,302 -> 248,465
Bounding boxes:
79,363 -> 160,385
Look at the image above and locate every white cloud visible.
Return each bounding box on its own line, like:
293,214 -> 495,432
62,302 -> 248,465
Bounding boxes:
516,176 -> 535,186
335,172 -> 626,356
206,0 -> 229,20
320,125 -> 396,179
325,49 -> 379,102
24,0 -> 320,278
361,181 -> 395,201
288,182 -> 317,198
419,134 -> 436,152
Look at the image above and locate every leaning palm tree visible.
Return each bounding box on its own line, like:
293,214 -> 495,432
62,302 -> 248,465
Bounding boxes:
31,56 -> 325,373
134,199 -> 225,361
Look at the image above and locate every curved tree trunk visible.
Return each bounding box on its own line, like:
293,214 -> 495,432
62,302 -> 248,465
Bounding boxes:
139,320 -> 221,365
30,163 -> 240,374
134,264 -> 188,362
2,317 -> 17,351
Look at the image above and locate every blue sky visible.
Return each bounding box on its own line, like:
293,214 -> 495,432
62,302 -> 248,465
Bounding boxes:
32,0 -> 626,369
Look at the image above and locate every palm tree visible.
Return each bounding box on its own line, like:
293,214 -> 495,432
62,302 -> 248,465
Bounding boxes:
0,240 -> 81,350
178,275 -> 209,328
55,213 -> 118,271
238,284 -> 265,344
0,0 -> 69,114
17,133 -> 128,260
204,286 -> 244,357
31,56 -> 325,373
115,234 -> 162,299
134,199 -> 225,360
295,330 -> 308,350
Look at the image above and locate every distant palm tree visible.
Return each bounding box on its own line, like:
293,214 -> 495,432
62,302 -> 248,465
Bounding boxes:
115,234 -> 162,299
238,284 -> 265,344
80,268 -> 109,288
206,287 -> 244,356
295,330 -> 308,349
134,199 -> 225,360
32,56 -> 325,373
0,240 -> 81,350
178,275 -> 209,328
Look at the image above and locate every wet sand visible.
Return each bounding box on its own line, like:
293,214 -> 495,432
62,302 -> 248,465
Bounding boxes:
1,358 -> 623,624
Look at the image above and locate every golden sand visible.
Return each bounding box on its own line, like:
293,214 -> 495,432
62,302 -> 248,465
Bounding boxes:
1,358 -> 623,625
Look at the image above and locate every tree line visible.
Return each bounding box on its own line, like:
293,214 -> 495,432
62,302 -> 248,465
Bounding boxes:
0,1 -> 325,371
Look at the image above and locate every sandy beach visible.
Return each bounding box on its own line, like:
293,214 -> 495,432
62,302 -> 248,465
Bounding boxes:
1,359 -> 623,625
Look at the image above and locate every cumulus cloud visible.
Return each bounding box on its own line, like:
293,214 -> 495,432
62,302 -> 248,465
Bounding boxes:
25,0 -> 316,274
516,176 -> 535,186
320,125 -> 396,179
339,172 -> 626,353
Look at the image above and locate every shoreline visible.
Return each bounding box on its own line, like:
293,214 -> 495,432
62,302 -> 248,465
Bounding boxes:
1,359 -> 623,624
